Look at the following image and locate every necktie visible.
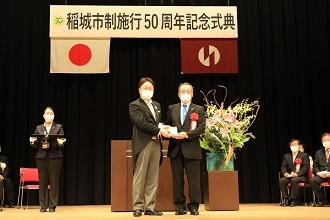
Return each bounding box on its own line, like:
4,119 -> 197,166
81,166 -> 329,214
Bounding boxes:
181,104 -> 188,125
147,101 -> 156,120
326,150 -> 329,163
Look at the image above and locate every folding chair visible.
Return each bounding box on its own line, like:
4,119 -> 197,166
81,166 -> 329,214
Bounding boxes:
16,167 -> 49,209
279,166 -> 313,206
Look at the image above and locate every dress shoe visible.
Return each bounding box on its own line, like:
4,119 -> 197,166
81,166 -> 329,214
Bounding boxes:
190,209 -> 199,215
290,200 -> 297,207
133,209 -> 143,217
313,199 -> 328,207
39,208 -> 47,212
8,201 -> 15,208
175,207 -> 187,215
49,208 -> 56,212
0,207 -> 3,212
144,209 -> 163,216
282,198 -> 289,207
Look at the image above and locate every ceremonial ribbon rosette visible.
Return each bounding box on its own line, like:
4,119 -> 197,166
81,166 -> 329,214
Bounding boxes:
295,158 -> 302,172
190,112 -> 199,130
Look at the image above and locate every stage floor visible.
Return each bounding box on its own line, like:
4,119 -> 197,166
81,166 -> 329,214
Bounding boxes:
1,204 -> 330,220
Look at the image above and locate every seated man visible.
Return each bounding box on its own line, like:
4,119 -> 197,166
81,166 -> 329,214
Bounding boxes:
278,139 -> 309,207
0,152 -> 14,211
310,133 -> 330,207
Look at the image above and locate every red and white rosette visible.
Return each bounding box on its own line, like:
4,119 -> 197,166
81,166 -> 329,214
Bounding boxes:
295,158 -> 302,172
190,113 -> 199,130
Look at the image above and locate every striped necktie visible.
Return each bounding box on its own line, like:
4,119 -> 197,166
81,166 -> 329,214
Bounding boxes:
181,104 -> 187,125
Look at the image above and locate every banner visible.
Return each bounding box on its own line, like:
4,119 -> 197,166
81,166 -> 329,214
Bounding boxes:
50,39 -> 110,74
50,5 -> 238,38
180,38 -> 238,74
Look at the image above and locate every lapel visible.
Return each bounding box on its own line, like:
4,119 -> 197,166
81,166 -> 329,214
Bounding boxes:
288,153 -> 294,170
49,124 -> 56,134
152,103 -> 159,123
174,104 -> 181,125
139,98 -> 156,123
40,125 -> 47,134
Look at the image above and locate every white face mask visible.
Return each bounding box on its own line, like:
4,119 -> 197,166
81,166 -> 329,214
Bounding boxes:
180,93 -> 192,103
44,114 -> 54,122
323,141 -> 330,149
290,145 -> 299,153
141,90 -> 154,100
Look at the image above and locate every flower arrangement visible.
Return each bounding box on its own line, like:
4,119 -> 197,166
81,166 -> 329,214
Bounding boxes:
200,85 -> 260,165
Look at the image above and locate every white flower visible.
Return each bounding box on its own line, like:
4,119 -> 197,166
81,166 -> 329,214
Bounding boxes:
0,162 -> 6,169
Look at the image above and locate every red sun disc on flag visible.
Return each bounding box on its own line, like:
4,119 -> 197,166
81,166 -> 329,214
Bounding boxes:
69,44 -> 92,66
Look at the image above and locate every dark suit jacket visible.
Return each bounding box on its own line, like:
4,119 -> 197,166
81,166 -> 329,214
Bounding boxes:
31,123 -> 64,159
313,148 -> 330,174
0,155 -> 10,179
280,151 -> 309,182
165,103 -> 206,159
129,98 -> 162,172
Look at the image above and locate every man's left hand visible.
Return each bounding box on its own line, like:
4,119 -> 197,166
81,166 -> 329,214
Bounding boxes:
171,132 -> 188,139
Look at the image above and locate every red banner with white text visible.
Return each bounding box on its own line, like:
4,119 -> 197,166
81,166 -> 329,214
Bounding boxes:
180,38 -> 238,74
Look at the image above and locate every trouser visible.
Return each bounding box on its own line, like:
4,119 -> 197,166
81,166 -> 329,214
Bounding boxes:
132,140 -> 161,211
36,154 -> 62,209
170,147 -> 201,211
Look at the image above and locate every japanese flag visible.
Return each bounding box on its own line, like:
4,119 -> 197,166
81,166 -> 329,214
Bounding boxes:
50,38 -> 110,74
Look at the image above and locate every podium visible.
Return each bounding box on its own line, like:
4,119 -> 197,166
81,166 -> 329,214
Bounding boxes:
111,140 -> 188,211
204,171 -> 239,211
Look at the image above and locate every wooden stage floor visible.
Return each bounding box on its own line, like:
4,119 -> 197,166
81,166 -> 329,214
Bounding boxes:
1,204 -> 330,220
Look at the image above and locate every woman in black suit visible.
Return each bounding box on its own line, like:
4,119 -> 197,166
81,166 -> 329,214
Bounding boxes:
29,107 -> 66,213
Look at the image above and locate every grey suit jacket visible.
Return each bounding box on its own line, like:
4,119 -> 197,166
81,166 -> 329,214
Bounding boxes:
313,148 -> 330,174
165,103 -> 206,159
129,98 -> 162,173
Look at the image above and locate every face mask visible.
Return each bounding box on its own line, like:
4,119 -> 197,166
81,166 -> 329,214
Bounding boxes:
141,90 -> 153,100
290,145 -> 299,153
180,93 -> 192,103
323,141 -> 330,149
44,114 -> 54,122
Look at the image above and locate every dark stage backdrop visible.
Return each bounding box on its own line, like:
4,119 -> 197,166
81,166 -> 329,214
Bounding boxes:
1,0 -> 330,205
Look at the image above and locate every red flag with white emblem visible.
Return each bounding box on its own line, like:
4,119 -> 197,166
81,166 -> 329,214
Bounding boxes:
50,39 -> 110,74
180,38 -> 238,74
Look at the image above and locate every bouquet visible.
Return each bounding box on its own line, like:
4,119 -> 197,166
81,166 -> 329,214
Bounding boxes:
200,85 -> 260,165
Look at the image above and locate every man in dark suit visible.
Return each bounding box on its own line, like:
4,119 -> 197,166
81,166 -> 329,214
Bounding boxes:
0,149 -> 14,211
310,133 -> 330,207
278,139 -> 309,207
29,107 -> 65,212
165,82 -> 206,215
129,77 -> 170,217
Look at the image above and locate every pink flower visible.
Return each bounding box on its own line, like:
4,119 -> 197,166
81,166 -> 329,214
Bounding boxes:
219,127 -> 230,137
224,112 -> 236,123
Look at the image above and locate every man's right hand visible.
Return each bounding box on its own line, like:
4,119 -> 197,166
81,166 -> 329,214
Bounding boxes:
160,129 -> 171,138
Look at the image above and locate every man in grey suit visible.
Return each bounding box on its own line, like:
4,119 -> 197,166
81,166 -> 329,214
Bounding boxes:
310,133 -> 330,207
129,77 -> 170,217
165,82 -> 206,215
